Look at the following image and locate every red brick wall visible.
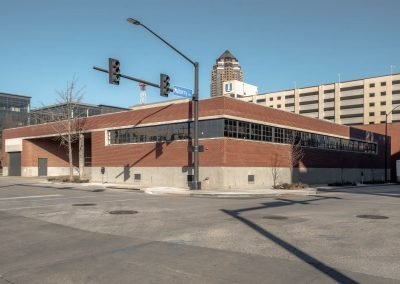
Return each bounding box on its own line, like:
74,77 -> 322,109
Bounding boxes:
90,131 -> 225,167
223,139 -> 383,168
21,139 -> 78,167
224,139 -> 291,167
354,122 -> 400,179
354,123 -> 400,155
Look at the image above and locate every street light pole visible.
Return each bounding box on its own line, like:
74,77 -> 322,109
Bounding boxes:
127,18 -> 201,190
385,114 -> 388,183
384,104 -> 400,183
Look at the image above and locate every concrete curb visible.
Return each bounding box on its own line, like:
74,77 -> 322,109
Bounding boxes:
317,183 -> 398,191
143,187 -> 317,197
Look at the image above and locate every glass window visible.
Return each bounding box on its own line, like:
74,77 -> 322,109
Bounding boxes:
238,121 -> 250,139
108,118 -> 378,155
274,128 -> 285,143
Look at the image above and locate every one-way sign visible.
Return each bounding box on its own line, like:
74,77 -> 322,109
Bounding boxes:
173,85 -> 193,98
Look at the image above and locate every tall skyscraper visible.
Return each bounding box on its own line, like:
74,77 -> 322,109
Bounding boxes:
210,50 -> 243,97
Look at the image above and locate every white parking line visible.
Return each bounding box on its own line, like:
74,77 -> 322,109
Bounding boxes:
0,194 -> 62,201
0,205 -> 60,211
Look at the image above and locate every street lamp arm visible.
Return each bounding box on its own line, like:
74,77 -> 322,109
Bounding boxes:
387,104 -> 400,116
126,17 -> 201,189
127,19 -> 196,66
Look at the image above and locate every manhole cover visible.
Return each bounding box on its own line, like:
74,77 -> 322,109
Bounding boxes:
262,215 -> 288,220
72,203 -> 96,206
357,214 -> 388,220
109,210 -> 138,215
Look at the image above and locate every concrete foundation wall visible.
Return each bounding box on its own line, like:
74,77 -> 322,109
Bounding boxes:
22,167 -> 79,177
89,166 -> 284,190
293,168 -> 386,185
88,166 -> 386,190
8,166 -> 386,190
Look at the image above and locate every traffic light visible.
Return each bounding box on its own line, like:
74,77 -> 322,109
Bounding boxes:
160,73 -> 170,97
108,58 -> 120,85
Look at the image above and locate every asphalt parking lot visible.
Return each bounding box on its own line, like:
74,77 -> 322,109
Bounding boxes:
0,177 -> 399,283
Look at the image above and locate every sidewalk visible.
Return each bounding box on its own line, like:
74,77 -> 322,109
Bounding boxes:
141,186 -> 317,197
4,176 -> 397,198
2,176 -> 317,197
43,180 -> 318,197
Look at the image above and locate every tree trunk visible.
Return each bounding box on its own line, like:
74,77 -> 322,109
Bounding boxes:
79,134 -> 84,178
68,134 -> 73,182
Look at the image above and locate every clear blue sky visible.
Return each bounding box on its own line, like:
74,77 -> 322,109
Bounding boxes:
1,0 -> 399,108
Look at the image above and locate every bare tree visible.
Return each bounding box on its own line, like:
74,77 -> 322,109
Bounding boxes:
288,132 -> 305,183
45,79 -> 86,181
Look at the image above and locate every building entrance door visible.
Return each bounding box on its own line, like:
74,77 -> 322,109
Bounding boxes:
38,158 -> 48,176
8,152 -> 21,176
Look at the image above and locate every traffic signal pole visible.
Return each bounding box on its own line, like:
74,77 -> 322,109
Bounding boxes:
193,62 -> 200,189
93,66 -> 161,89
127,18 -> 201,190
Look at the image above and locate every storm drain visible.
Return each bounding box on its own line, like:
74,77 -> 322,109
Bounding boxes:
91,189 -> 105,192
356,214 -> 388,220
72,203 -> 97,207
109,210 -> 138,215
262,215 -> 288,220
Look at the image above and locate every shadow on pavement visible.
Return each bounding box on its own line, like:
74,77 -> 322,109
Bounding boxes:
221,196 -> 357,284
318,184 -> 400,199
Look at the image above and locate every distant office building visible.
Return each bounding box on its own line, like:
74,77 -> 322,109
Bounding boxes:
223,80 -> 258,98
0,92 -> 31,160
241,73 -> 400,126
211,50 -> 243,97
30,103 -> 130,124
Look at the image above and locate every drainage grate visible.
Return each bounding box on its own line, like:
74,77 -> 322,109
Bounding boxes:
72,203 -> 96,207
262,215 -> 288,220
357,214 -> 388,220
109,210 -> 138,215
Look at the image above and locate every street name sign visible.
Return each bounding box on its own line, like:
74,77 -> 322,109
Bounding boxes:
173,85 -> 193,98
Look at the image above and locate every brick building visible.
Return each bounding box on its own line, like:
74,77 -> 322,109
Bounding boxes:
2,97 -> 386,189
354,122 -> 400,181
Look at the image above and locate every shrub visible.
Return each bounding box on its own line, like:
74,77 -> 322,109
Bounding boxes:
47,176 -> 89,183
273,182 -> 308,189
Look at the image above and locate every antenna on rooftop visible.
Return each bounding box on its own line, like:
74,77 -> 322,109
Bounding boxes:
390,65 -> 396,76
139,83 -> 147,105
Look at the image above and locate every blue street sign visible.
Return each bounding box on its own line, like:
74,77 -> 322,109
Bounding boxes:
173,85 -> 193,98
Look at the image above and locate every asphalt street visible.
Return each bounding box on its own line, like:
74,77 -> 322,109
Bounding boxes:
0,177 -> 399,283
